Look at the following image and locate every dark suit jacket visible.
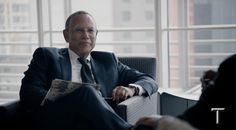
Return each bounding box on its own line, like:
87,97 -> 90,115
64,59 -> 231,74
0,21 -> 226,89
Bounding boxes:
20,47 -> 158,109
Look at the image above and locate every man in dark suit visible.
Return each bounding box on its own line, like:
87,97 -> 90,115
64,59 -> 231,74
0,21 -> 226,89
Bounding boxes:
19,11 -> 158,130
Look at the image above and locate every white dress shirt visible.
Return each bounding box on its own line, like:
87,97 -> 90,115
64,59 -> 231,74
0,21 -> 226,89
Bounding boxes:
68,48 -> 94,83
68,48 -> 145,95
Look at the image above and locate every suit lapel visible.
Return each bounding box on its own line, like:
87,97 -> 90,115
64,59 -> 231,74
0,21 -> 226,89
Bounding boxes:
59,48 -> 71,81
90,55 -> 107,96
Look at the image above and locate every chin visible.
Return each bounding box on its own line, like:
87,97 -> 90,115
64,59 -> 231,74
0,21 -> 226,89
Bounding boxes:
78,45 -> 93,55
80,50 -> 91,57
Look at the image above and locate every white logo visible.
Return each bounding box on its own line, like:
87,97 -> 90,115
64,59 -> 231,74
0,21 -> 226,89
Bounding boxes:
211,108 -> 225,124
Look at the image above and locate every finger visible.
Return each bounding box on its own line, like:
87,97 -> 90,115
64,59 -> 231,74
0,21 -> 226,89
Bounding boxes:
121,87 -> 132,100
124,92 -> 130,100
112,87 -> 117,100
119,88 -> 127,100
119,87 -> 129,99
113,86 -> 122,101
116,86 -> 124,101
117,86 -> 129,101
126,87 -> 133,98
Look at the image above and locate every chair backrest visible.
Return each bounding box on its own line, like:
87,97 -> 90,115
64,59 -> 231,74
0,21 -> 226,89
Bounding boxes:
118,57 -> 157,79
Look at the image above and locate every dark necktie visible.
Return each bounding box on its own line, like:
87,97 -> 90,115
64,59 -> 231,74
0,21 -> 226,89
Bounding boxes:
78,58 -> 94,84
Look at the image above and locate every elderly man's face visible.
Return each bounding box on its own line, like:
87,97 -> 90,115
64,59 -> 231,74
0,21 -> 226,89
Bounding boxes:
63,14 -> 97,58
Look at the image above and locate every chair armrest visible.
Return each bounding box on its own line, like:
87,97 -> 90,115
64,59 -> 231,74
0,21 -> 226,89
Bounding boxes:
116,92 -> 158,125
0,99 -> 22,121
0,100 -> 33,129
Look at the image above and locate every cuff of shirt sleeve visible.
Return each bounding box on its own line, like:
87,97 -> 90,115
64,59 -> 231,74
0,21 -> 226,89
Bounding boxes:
128,83 -> 145,96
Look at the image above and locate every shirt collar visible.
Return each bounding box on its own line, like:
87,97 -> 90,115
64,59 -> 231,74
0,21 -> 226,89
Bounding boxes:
68,48 -> 91,62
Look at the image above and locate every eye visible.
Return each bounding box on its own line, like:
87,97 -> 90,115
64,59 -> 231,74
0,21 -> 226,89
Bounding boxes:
88,28 -> 96,33
74,28 -> 84,33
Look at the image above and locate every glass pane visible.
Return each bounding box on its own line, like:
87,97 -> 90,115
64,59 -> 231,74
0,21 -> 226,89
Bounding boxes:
71,0 -> 154,28
168,0 -> 236,27
191,0 -> 236,25
168,29 -> 236,90
69,0 -> 155,56
96,31 -> 155,56
166,0 -> 236,91
0,0 -> 37,93
42,0 -> 65,31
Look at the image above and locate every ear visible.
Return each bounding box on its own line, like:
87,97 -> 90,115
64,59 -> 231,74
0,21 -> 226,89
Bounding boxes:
63,29 -> 69,42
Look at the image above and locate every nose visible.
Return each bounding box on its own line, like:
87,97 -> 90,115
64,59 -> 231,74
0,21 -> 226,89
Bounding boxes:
81,30 -> 90,38
83,30 -> 90,36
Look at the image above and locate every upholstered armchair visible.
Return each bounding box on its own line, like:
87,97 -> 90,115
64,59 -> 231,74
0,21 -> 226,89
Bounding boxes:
117,57 -> 160,125
0,56 -> 159,128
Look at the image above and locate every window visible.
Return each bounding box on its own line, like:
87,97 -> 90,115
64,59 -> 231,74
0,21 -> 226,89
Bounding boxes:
146,0 -> 153,4
0,16 -> 4,24
145,11 -> 153,21
0,0 -> 37,99
145,31 -> 154,37
160,0 -> 236,91
13,16 -> 20,23
0,4 -> 4,13
122,11 -> 131,22
122,32 -> 132,39
12,4 -> 20,12
3,0 -> 236,102
122,0 -> 131,3
12,4 -> 29,12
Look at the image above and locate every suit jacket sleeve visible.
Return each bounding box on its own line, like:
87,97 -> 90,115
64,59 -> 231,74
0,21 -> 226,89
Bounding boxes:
20,48 -> 53,109
114,54 -> 158,96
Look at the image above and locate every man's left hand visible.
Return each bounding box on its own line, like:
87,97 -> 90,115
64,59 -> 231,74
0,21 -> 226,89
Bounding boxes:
112,86 -> 135,102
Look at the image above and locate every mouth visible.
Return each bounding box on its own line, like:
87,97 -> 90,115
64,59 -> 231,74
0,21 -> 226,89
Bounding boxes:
80,42 -> 91,46
81,41 -> 90,44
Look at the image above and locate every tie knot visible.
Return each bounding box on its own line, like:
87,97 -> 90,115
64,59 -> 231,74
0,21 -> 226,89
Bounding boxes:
77,58 -> 88,66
